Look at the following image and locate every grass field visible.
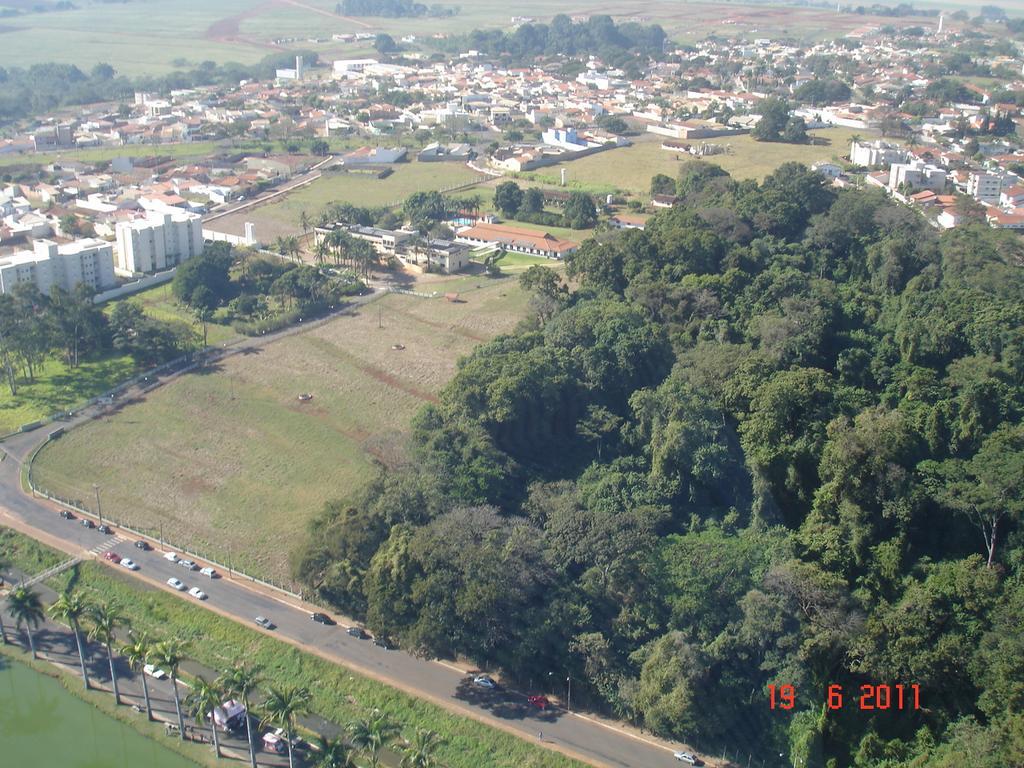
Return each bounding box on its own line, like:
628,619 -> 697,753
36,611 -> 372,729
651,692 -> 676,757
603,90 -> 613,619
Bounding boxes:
105,282 -> 238,347
531,128 -> 868,195
32,275 -> 531,583
0,527 -> 586,768
212,161 -> 487,240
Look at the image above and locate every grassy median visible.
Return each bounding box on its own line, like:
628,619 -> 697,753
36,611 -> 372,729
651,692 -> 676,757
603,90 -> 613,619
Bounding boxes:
0,527 -> 583,768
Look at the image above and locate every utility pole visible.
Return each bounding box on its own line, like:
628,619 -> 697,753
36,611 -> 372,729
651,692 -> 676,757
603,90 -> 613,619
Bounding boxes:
566,676 -> 572,712
93,484 -> 102,527
378,305 -> 383,329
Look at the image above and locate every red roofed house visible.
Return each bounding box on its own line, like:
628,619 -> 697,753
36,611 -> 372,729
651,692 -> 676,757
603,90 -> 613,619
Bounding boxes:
456,222 -> 578,259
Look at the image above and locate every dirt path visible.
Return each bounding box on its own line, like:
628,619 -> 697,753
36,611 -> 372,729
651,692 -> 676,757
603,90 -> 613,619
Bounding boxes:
281,0 -> 375,28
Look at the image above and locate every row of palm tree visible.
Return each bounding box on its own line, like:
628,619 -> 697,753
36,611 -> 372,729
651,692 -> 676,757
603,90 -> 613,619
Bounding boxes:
4,584 -> 447,767
274,235 -> 303,263
315,229 -> 378,277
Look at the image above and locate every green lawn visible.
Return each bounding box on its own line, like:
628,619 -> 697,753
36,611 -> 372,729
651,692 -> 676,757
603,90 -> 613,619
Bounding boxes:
32,277 -> 530,583
0,353 -> 137,436
0,141 -> 226,169
530,128 -> 868,195
491,252 -> 558,269
104,282 -> 237,347
0,527 -> 585,768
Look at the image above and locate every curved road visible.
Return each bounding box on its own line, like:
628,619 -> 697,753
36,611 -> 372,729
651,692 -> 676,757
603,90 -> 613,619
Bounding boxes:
0,317 -> 715,768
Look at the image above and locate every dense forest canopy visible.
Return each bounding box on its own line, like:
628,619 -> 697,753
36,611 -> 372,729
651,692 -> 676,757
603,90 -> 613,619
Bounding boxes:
296,160 -> 1024,767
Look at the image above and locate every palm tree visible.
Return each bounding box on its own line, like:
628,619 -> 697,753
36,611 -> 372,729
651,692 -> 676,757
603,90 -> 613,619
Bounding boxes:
274,236 -> 290,260
313,734 -> 359,768
261,685 -> 311,768
186,675 -> 224,758
49,589 -> 91,688
121,631 -> 155,720
299,210 -> 312,245
314,238 -> 330,267
6,586 -> 45,658
151,638 -> 189,739
401,728 -> 446,768
88,602 -> 125,705
218,664 -> 261,768
349,708 -> 400,768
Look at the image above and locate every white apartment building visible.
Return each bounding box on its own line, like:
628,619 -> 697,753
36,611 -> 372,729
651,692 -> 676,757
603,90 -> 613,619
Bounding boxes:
115,211 -> 204,275
967,172 -> 1009,204
889,160 -> 947,193
0,238 -> 115,295
850,139 -> 907,168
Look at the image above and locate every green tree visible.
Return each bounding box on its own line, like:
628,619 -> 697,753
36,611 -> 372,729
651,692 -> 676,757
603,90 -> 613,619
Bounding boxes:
313,734 -> 360,767
401,728 -> 446,767
261,685 -> 311,768
50,589 -> 92,688
186,675 -> 224,758
521,187 -> 545,214
7,586 -> 45,659
88,602 -> 125,705
563,191 -> 598,229
219,664 -> 261,768
752,97 -> 792,141
151,638 -> 189,740
121,631 -> 155,720
494,181 -> 524,218
349,708 -> 401,768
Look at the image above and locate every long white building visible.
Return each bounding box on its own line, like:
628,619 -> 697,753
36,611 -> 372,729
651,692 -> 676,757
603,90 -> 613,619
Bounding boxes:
0,238 -> 115,295
115,211 -> 204,275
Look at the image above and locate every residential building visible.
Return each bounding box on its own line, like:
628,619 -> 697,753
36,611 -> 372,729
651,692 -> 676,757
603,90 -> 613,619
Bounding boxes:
850,139 -> 906,168
115,211 -> 204,275
0,238 -> 115,295
339,146 -> 408,165
400,238 -> 471,273
417,142 -> 475,162
314,223 -> 412,255
967,172 -> 1007,204
456,222 -> 578,259
888,160 -> 947,193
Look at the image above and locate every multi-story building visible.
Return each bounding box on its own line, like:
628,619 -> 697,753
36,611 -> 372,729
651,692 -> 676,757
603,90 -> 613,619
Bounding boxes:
0,238 -> 115,295
888,160 -> 947,193
850,139 -> 906,168
967,172 -> 1007,204
115,212 -> 204,275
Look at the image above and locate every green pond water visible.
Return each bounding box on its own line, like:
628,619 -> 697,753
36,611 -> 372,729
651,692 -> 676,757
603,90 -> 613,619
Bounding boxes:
0,656 -> 198,768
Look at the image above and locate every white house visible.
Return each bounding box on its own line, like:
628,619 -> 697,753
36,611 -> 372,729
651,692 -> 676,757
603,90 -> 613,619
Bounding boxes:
889,160 -> 947,193
850,139 -> 906,168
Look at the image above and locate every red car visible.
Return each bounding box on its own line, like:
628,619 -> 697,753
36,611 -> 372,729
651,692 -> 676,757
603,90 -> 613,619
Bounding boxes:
102,552 -> 121,563
528,695 -> 550,710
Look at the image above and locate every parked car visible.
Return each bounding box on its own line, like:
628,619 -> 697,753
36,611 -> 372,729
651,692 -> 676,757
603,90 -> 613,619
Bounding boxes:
262,729 -> 286,754
166,577 -> 186,591
310,612 -> 335,625
200,566 -> 217,578
528,695 -> 550,710
163,552 -> 179,563
97,524 -> 113,535
102,551 -> 121,563
134,540 -> 151,551
143,664 -> 168,680
473,675 -> 498,690
179,560 -> 198,571
80,518 -> 95,529
120,558 -> 139,571
673,753 -> 703,765
254,616 -> 275,630
373,636 -> 396,650
346,626 -> 368,639
60,510 -> 75,520
188,587 -> 207,601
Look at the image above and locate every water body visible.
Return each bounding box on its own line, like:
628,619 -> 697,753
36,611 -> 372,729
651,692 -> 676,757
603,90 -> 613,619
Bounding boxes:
0,655 -> 198,768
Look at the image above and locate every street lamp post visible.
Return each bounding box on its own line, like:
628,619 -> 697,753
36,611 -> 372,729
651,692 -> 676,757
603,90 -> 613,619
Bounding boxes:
93,483 -> 102,527
566,676 -> 572,712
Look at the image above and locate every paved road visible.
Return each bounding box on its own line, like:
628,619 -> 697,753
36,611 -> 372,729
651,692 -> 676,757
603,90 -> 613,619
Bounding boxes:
0,330 -> 713,768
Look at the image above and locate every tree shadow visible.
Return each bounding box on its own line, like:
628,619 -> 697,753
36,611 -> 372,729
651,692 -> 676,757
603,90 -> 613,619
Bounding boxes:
452,678 -> 562,724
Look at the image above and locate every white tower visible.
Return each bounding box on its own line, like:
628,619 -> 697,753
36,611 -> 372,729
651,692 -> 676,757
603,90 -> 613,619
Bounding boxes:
937,13 -> 944,34
244,222 -> 256,246
560,168 -> 567,186
295,56 -> 305,80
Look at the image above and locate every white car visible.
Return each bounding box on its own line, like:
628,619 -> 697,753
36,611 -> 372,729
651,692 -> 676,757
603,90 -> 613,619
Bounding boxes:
673,753 -> 704,766
166,577 -> 186,591
200,566 -> 217,578
119,558 -> 139,571
163,551 -> 179,562
188,587 -> 208,601
179,559 -> 199,571
143,664 -> 168,680
472,674 -> 498,690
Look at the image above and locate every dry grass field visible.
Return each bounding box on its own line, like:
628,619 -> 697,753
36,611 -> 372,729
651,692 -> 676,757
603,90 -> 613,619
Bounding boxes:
31,273 -> 535,583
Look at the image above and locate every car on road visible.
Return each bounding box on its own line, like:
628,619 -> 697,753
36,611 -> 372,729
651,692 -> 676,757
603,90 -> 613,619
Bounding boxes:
134,540 -> 151,551
143,664 -> 168,680
373,636 -> 396,650
473,675 -> 498,690
262,729 -> 286,754
60,510 -> 74,520
254,616 -> 275,630
673,753 -> 704,765
102,552 -> 121,563
528,695 -> 550,710
346,626 -> 368,639
200,566 -> 217,578
163,551 -> 179,562
166,577 -> 186,591
179,559 -> 198,571
120,558 -> 139,571
80,518 -> 95,529
310,612 -> 335,625
97,524 -> 113,535
188,587 -> 208,601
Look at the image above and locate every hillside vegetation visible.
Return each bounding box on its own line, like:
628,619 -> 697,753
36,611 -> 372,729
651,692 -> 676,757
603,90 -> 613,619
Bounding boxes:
296,160 -> 1024,766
